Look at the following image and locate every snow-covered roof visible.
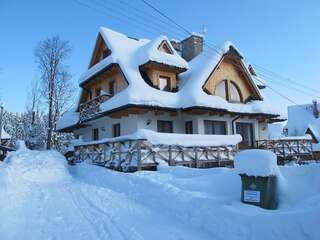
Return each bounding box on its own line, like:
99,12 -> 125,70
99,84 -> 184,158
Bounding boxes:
56,111 -> 79,131
74,129 -> 242,147
1,127 -> 11,139
287,103 -> 320,142
58,27 -> 280,130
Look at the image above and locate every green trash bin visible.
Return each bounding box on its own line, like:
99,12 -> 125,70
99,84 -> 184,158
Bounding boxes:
240,174 -> 278,209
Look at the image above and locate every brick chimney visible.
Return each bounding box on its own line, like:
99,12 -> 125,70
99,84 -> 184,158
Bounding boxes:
171,34 -> 204,62
312,100 -> 319,118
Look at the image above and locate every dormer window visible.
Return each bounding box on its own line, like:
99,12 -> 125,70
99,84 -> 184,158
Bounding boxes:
214,80 -> 242,102
159,75 -> 171,91
158,41 -> 173,54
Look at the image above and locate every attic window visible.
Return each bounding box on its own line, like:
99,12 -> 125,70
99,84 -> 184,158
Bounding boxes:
158,41 -> 173,54
214,80 -> 242,102
229,82 -> 242,102
215,80 -> 227,100
159,76 -> 171,91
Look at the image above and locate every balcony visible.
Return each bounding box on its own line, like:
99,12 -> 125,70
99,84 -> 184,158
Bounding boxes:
79,93 -> 111,122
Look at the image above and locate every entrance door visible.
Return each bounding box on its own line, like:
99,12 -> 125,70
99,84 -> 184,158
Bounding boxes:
236,122 -> 254,149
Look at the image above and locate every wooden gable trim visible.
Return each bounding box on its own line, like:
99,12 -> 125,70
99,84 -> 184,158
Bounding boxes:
88,33 -> 111,68
80,63 -> 129,88
201,52 -> 263,101
157,40 -> 173,54
139,60 -> 187,73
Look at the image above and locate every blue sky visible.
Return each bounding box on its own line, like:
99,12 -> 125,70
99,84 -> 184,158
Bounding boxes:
0,0 -> 320,114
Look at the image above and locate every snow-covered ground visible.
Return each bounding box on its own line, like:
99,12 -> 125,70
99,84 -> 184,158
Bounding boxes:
0,147 -> 319,240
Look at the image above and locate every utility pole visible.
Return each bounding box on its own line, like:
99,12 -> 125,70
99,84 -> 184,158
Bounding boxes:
0,105 -> 3,145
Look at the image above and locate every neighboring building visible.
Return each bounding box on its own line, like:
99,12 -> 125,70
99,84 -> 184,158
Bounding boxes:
57,27 -> 280,149
286,100 -> 320,151
0,126 -> 11,144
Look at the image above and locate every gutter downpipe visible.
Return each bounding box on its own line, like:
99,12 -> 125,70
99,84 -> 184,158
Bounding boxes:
231,115 -> 241,151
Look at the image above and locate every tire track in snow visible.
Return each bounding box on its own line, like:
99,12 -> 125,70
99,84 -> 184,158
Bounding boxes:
67,183 -> 143,240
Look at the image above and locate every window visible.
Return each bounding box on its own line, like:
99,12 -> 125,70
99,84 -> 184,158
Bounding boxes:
95,87 -> 101,97
92,128 -> 99,141
214,80 -> 242,102
88,90 -> 93,100
229,82 -> 242,102
157,120 -> 173,133
236,122 -> 254,149
185,121 -> 193,134
214,80 -> 227,100
109,80 -> 116,96
112,123 -> 120,137
204,120 -> 227,135
158,76 -> 171,91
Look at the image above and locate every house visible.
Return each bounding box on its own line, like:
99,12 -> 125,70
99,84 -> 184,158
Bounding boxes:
286,100 -> 320,158
57,27 -> 280,152
0,127 -> 12,160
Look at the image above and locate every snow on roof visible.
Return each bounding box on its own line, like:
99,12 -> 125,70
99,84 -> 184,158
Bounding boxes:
59,27 -> 280,129
1,127 -> 11,139
79,27 -> 187,85
56,111 -> 79,131
136,35 -> 188,69
234,149 -> 279,177
74,129 -> 242,147
287,103 -> 320,142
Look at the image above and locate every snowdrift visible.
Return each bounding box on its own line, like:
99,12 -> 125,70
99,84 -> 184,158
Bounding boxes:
0,148 -> 319,239
4,144 -> 71,183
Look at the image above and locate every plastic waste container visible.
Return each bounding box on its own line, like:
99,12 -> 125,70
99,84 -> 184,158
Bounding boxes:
240,173 -> 278,209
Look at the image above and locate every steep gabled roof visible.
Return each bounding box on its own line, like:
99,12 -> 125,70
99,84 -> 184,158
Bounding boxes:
57,27 -> 280,131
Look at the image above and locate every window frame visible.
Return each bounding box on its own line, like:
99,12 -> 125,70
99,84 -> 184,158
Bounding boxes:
204,120 -> 227,135
158,75 -> 171,91
157,120 -> 173,133
92,128 -> 99,141
229,81 -> 242,103
185,121 -> 193,134
214,80 -> 228,100
214,80 -> 242,103
112,123 -> 121,137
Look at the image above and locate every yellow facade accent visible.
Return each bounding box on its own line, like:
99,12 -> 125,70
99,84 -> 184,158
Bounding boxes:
203,57 -> 259,101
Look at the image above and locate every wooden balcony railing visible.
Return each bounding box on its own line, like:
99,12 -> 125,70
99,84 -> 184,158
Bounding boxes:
256,138 -> 313,162
79,94 -> 111,122
72,139 -> 237,172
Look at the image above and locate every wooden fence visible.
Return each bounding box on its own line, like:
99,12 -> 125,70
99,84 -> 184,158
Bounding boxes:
256,138 -> 313,163
73,139 -> 237,172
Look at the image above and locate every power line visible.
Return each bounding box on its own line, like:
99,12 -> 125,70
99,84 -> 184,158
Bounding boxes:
253,64 -> 319,94
74,0 -> 303,106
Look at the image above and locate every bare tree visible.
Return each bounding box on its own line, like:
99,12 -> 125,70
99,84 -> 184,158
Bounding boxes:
34,36 -> 73,149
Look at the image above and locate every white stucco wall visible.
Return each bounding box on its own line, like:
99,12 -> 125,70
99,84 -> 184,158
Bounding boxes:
74,111 -> 268,144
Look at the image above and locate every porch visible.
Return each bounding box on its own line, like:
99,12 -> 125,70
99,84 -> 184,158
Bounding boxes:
71,130 -> 240,172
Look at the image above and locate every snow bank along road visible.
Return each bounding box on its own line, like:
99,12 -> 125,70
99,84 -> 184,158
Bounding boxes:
0,148 -> 319,240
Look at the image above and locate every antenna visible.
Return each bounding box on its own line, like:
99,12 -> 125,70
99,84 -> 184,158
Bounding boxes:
202,24 -> 207,37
